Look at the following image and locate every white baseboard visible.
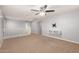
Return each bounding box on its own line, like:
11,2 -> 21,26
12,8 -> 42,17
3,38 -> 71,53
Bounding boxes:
3,34 -> 30,40
43,34 -> 79,44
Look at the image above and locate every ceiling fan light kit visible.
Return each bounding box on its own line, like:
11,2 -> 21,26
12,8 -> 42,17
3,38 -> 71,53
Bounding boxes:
39,12 -> 46,16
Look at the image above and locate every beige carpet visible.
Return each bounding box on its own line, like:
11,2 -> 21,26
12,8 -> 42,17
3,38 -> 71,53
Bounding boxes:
0,34 -> 79,53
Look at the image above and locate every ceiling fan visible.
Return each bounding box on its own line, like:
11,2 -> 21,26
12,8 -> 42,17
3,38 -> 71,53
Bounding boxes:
31,5 -> 55,16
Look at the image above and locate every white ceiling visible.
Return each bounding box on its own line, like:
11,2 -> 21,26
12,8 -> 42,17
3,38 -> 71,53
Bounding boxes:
0,5 -> 79,21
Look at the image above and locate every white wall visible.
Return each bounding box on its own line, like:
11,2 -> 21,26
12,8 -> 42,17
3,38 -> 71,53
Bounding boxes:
0,9 -> 31,39
31,20 -> 42,34
0,17 -> 2,47
0,17 -> 3,39
0,10 -> 3,47
41,10 -> 79,42
4,19 -> 31,38
0,10 -> 3,39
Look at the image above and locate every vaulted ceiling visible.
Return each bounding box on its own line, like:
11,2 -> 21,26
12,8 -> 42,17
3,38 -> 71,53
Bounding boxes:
0,5 -> 79,21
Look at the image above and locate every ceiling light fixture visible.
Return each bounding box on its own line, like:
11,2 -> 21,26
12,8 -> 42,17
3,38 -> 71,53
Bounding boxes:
39,12 -> 46,16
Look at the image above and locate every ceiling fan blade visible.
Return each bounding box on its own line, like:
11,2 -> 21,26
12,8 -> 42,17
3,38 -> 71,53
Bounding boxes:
44,5 -> 47,9
45,10 -> 55,12
31,9 -> 39,12
35,13 -> 39,15
40,5 -> 47,11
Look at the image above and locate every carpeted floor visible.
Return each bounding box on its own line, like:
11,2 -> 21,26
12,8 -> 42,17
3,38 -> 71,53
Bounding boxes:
0,34 -> 79,53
